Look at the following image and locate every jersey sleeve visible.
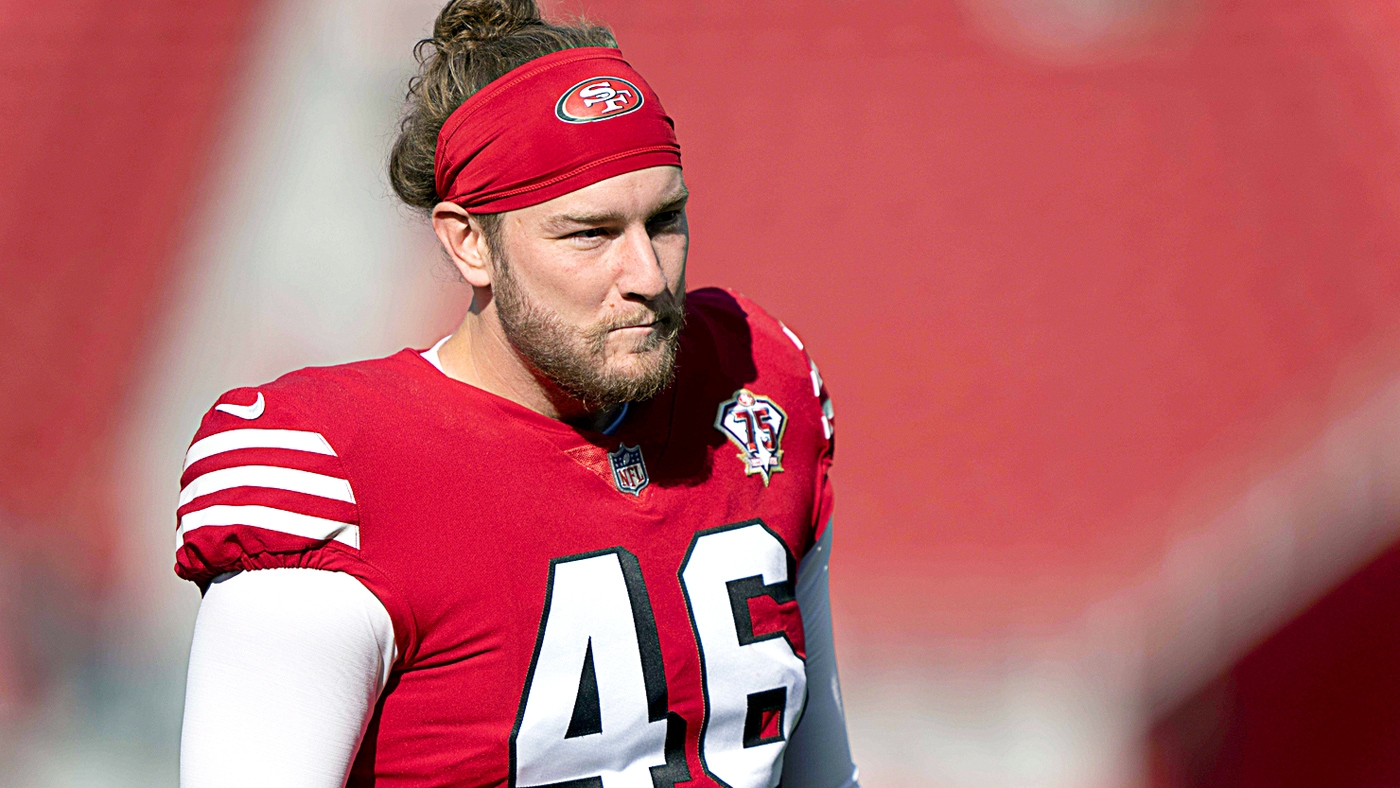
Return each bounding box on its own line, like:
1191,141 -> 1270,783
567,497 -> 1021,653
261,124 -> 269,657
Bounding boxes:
775,318 -> 837,544
173,385 -> 417,662
175,386 -> 361,580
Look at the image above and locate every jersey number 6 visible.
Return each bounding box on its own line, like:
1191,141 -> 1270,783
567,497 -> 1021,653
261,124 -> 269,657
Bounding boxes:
509,520 -> 807,788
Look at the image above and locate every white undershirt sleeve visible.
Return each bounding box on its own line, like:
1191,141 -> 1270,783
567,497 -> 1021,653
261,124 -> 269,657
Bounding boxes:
783,524 -> 861,788
180,568 -> 396,788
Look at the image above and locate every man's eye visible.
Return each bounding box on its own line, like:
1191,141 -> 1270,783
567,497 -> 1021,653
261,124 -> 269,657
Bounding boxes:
649,211 -> 681,228
572,227 -> 609,239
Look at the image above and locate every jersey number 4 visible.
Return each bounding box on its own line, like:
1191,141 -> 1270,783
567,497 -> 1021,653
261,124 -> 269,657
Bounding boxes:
509,520 -> 806,788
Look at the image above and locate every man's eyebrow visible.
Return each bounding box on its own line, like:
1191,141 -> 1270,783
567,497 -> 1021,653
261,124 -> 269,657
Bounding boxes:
544,188 -> 690,229
658,186 -> 690,208
546,210 -> 625,228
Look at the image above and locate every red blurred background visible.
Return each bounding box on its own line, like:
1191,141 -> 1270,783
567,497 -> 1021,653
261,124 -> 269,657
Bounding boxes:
3,0 -> 1400,784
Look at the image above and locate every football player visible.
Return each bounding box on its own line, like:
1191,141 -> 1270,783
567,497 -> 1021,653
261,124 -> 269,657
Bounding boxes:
175,1 -> 858,787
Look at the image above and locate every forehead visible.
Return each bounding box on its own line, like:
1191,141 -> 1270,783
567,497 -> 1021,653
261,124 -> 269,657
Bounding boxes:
512,166 -> 687,226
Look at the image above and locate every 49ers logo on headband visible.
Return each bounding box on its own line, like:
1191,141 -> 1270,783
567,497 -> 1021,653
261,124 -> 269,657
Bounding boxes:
555,76 -> 645,124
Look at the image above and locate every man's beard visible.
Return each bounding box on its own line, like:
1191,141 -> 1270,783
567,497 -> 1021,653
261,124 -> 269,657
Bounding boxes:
492,256 -> 685,413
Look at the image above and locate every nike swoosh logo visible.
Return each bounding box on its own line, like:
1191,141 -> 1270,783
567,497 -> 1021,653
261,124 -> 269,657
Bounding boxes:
215,392 -> 265,420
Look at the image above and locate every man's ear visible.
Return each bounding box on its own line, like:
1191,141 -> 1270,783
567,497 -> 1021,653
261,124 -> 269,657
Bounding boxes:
432,202 -> 494,288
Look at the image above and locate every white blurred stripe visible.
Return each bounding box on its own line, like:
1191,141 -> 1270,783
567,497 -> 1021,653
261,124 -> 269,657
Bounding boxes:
779,322 -> 805,350
179,465 -> 355,507
184,428 -> 336,469
179,505 -> 359,548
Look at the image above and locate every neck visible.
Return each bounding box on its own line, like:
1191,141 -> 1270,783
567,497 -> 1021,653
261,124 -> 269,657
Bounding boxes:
436,298 -> 623,433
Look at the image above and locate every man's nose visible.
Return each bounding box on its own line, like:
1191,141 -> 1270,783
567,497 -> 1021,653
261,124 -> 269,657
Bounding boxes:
615,224 -> 669,301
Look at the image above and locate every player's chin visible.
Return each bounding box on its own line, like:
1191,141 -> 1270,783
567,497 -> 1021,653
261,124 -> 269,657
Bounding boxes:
604,344 -> 664,375
603,341 -> 676,384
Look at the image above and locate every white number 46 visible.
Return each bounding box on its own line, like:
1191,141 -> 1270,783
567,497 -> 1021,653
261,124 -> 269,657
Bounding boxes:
509,521 -> 807,788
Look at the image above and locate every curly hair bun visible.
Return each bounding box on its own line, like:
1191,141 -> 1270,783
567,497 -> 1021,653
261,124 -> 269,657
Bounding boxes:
389,0 -> 616,212
433,0 -> 542,48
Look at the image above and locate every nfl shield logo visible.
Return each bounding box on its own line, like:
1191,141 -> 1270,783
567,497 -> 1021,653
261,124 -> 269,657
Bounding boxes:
714,388 -> 788,485
608,444 -> 649,496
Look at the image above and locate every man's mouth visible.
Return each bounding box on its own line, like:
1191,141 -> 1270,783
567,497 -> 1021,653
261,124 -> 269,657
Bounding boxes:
609,316 -> 660,332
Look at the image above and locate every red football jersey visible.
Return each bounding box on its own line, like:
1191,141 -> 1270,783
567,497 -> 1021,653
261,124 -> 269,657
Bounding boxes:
175,288 -> 836,788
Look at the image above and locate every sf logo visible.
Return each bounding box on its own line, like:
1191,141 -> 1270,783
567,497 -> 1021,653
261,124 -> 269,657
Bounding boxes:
556,76 -> 646,124
578,81 -> 634,114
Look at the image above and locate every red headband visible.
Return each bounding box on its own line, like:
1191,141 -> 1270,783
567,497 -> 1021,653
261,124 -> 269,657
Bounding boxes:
434,47 -> 682,214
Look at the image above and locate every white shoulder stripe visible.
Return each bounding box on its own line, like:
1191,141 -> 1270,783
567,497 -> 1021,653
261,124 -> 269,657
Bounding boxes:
780,322 -> 805,351
808,358 -> 824,398
184,428 -> 336,470
179,505 -> 359,548
179,465 -> 355,507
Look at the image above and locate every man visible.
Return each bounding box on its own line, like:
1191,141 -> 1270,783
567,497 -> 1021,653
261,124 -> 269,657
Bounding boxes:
175,2 -> 858,787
